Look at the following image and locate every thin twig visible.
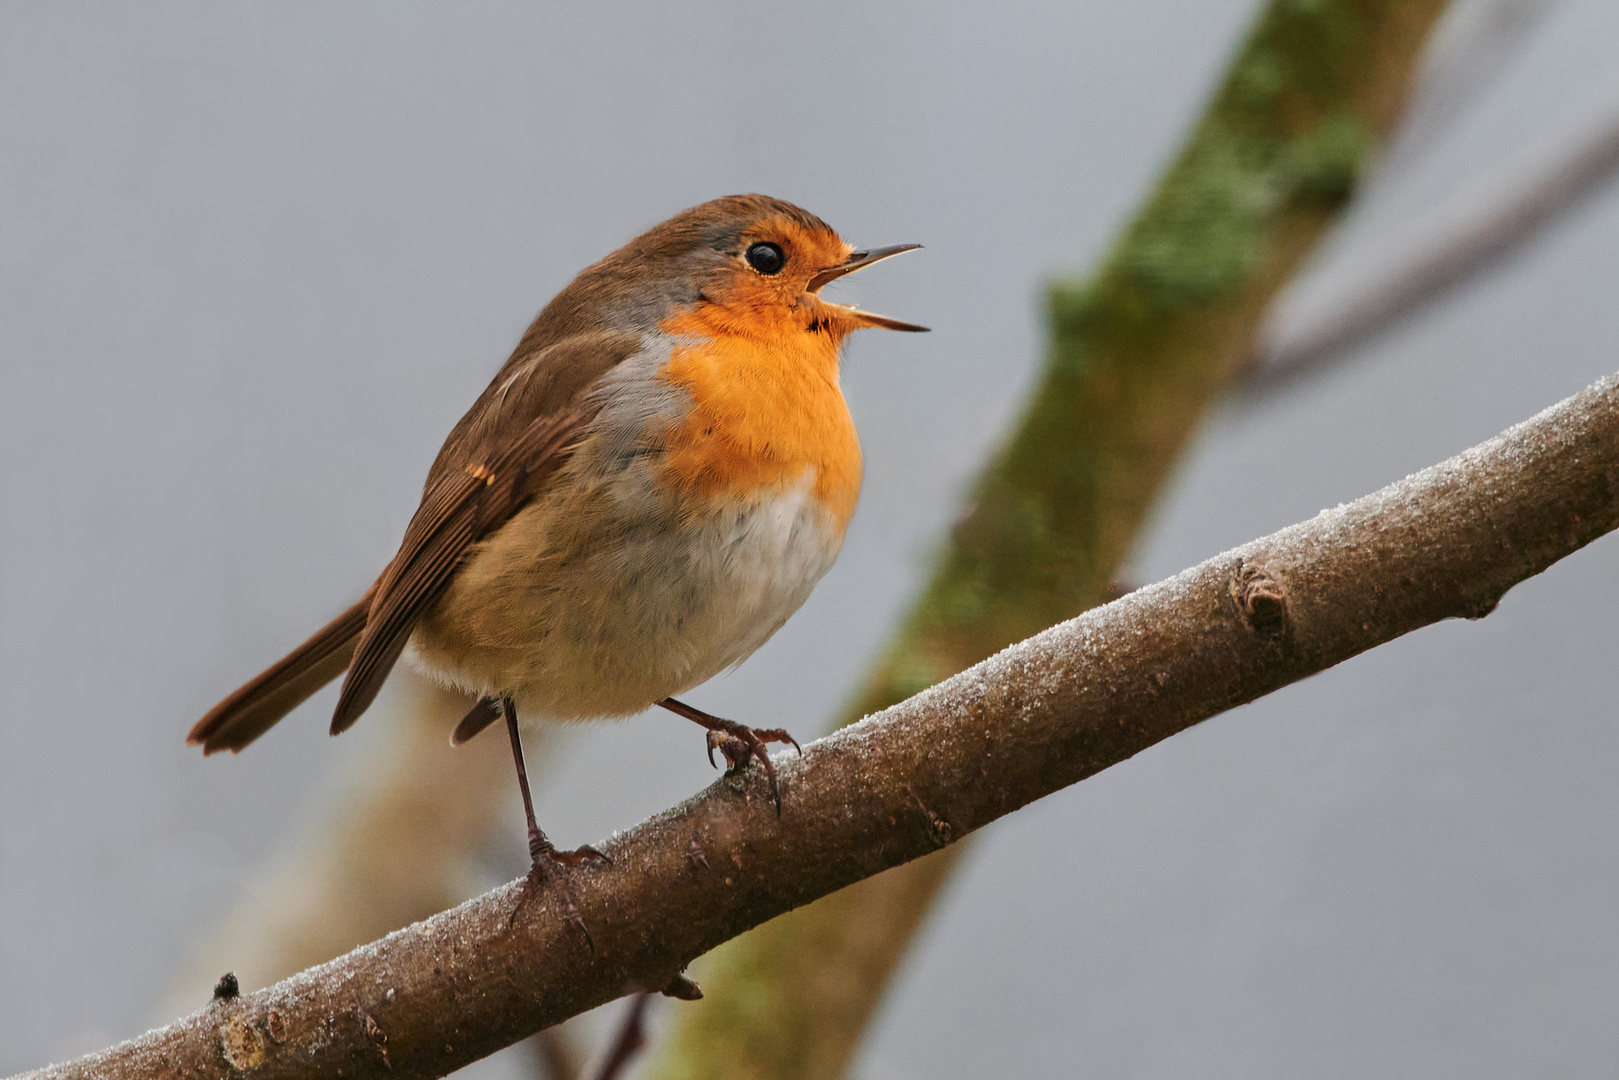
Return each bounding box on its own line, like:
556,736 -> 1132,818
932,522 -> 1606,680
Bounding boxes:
589,993 -> 653,1080
527,1028 -> 582,1080
1248,92 -> 1619,392
1380,0 -> 1558,168
16,373 -> 1619,1080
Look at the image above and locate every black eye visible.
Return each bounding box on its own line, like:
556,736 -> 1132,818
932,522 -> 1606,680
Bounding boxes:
745,242 -> 785,275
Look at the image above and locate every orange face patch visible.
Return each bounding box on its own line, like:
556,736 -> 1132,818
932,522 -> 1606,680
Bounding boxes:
650,214 -> 895,530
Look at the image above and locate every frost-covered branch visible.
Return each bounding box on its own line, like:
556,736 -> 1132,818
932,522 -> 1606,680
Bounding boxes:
18,372 -> 1619,1080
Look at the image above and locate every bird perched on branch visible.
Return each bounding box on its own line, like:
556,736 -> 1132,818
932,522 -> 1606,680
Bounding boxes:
188,194 -> 925,916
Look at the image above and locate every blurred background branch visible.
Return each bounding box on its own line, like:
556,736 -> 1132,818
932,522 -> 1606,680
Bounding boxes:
154,676 -> 511,1015
1378,0 -> 1556,167
1248,86 -> 1619,392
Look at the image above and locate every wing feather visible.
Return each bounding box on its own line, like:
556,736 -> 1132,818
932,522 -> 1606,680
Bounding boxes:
330,392 -> 605,732
188,329 -> 641,750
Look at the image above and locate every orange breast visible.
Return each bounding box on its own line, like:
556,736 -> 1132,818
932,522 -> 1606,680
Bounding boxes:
656,307 -> 862,528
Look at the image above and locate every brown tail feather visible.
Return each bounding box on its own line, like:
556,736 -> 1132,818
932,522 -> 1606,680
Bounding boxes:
187,592 -> 373,754
451,696 -> 503,745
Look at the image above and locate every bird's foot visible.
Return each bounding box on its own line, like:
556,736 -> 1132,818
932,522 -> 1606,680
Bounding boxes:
657,698 -> 800,814
509,828 -> 611,944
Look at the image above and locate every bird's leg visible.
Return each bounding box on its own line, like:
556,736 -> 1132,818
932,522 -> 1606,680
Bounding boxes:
657,697 -> 801,814
503,696 -> 609,940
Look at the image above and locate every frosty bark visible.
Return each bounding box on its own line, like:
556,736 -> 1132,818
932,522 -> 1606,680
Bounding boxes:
19,372 -> 1619,1080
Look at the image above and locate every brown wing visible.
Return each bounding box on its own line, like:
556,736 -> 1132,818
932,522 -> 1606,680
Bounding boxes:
330,409 -> 591,732
187,329 -> 640,753
329,330 -> 642,735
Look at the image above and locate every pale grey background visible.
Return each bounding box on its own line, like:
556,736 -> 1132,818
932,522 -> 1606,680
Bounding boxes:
2,2 -> 1618,1077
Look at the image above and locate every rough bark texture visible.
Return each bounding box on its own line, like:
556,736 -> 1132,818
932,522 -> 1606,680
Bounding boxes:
18,372 -> 1619,1080
646,2 -> 1454,1076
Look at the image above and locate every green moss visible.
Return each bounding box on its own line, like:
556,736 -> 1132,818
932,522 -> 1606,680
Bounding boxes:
1121,134 -> 1284,309
1287,109 -> 1371,202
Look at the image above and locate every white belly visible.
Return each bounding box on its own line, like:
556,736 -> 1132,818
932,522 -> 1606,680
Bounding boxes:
405,475 -> 846,720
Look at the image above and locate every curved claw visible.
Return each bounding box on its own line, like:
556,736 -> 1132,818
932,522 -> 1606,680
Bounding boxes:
753,727 -> 801,755
758,748 -> 783,816
659,698 -> 797,815
729,727 -> 784,814
553,881 -> 595,953
571,844 -> 612,866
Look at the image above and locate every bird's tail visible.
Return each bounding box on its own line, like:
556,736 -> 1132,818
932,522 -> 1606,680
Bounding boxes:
187,590 -> 373,754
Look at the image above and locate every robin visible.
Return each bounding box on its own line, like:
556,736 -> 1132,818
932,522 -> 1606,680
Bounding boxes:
187,194 -> 925,906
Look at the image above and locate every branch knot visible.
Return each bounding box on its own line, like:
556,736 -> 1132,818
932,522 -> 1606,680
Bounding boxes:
1231,560 -> 1288,636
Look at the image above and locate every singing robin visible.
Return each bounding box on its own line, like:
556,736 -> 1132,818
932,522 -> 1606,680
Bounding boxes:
187,194 -> 925,904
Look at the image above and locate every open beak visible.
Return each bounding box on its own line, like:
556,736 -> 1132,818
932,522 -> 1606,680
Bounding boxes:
808,244 -> 929,332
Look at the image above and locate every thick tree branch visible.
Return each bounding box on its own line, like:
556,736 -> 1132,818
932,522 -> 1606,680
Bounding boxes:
19,373 -> 1619,1080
